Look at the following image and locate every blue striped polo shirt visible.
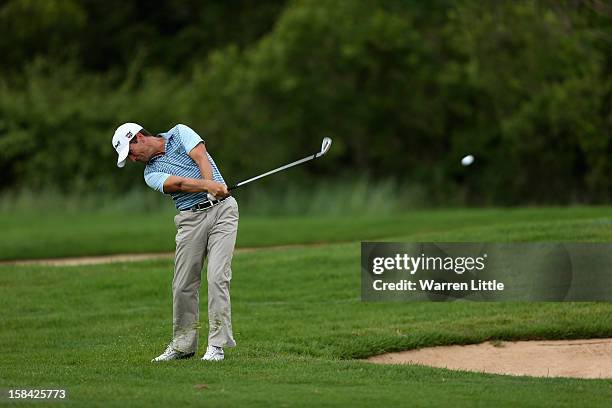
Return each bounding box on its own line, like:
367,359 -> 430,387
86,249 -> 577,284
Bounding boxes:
144,124 -> 226,210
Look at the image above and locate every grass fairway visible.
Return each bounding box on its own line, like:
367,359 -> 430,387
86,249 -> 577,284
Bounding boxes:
1,208 -> 612,406
2,206 -> 612,260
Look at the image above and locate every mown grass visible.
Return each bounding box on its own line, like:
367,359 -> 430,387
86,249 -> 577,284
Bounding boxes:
2,206 -> 612,260
1,209 -> 612,406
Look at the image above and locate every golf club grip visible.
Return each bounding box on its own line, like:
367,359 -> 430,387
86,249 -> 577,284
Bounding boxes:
228,185 -> 238,191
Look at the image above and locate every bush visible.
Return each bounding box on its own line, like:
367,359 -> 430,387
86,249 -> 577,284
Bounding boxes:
0,0 -> 610,205
0,61 -> 193,193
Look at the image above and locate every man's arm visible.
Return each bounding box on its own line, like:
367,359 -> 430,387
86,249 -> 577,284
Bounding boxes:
188,143 -> 214,180
163,176 -> 228,197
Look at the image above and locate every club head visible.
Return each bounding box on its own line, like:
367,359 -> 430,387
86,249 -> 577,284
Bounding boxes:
317,137 -> 332,157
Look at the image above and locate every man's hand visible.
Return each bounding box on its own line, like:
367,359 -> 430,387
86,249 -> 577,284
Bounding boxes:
205,180 -> 229,198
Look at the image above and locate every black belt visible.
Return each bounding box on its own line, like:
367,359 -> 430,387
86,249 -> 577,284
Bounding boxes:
183,196 -> 229,212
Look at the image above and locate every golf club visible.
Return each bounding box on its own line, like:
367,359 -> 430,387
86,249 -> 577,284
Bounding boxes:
227,137 -> 333,191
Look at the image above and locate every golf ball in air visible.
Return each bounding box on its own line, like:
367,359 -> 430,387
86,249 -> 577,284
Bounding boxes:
461,155 -> 474,166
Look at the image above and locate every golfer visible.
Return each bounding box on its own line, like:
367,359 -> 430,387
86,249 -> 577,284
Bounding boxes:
112,123 -> 239,362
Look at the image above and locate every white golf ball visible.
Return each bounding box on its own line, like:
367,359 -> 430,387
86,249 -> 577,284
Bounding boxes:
461,155 -> 474,166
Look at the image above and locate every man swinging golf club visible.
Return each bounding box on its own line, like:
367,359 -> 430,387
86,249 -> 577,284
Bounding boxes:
112,123 -> 238,362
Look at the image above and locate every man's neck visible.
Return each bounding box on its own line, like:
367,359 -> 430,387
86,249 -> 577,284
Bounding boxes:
148,138 -> 166,162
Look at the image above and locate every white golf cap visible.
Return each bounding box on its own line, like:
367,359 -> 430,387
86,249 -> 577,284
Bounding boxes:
112,122 -> 143,168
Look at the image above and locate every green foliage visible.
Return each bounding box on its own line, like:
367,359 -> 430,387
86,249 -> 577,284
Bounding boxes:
0,0 -> 86,69
0,0 -> 610,204
194,0 -> 442,181
0,0 -> 288,73
0,61 -> 196,192
441,1 -> 612,203
0,178 -> 425,216
192,0 -> 612,204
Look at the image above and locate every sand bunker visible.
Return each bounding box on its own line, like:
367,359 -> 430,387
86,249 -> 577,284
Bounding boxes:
366,338 -> 612,379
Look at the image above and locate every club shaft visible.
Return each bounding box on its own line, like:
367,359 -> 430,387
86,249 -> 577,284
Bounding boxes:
229,153 -> 317,190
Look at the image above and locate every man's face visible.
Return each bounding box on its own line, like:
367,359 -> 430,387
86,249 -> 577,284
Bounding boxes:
128,133 -> 151,163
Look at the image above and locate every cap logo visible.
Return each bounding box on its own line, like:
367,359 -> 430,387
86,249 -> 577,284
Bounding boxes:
114,140 -> 121,149
125,131 -> 133,139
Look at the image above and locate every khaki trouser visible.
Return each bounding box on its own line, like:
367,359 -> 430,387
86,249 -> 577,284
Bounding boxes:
170,196 -> 239,353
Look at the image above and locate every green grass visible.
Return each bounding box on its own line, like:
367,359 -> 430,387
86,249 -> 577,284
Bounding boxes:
1,208 -> 612,406
0,178 -> 427,217
2,206 -> 612,260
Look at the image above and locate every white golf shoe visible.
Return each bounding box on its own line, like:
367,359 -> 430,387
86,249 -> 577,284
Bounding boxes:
201,345 -> 224,362
151,344 -> 195,362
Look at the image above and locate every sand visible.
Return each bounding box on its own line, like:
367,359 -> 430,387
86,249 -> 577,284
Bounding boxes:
366,338 -> 612,379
